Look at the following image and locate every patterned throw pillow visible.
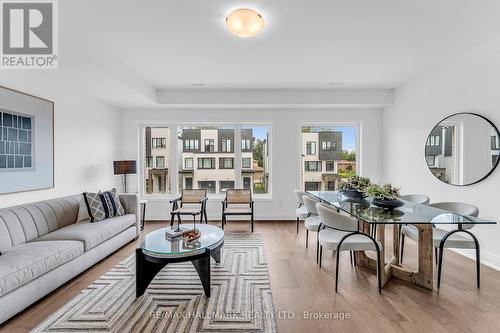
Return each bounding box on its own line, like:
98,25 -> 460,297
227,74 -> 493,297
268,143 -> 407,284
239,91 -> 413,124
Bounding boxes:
83,188 -> 125,222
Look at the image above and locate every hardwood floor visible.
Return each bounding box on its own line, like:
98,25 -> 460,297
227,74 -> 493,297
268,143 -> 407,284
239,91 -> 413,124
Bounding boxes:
2,220 -> 500,333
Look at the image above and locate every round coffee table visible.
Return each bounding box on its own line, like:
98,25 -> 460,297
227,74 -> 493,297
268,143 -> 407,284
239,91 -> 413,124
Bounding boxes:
136,224 -> 224,297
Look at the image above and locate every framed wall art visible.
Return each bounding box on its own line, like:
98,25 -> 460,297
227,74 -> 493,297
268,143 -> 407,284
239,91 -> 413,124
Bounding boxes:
0,86 -> 54,194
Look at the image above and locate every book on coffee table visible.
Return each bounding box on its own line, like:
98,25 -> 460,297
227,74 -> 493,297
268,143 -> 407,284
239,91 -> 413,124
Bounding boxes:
165,227 -> 188,240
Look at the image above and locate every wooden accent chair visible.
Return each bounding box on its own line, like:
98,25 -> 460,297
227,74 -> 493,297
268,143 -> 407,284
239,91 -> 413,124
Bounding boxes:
221,189 -> 254,232
170,189 -> 208,226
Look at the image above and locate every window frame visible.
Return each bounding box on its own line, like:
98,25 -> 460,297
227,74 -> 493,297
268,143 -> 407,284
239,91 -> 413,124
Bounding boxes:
197,157 -> 215,169
184,157 -> 193,169
152,137 -> 167,149
298,122 -> 361,192
219,157 -> 234,169
139,122 -> 273,200
156,156 -> 165,167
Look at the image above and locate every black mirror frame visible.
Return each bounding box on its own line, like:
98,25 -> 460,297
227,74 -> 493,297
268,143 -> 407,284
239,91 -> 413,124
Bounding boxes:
425,112 -> 500,187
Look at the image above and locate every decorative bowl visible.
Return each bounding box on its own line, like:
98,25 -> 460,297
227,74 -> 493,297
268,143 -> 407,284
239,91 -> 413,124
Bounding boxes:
341,189 -> 367,199
371,198 -> 404,210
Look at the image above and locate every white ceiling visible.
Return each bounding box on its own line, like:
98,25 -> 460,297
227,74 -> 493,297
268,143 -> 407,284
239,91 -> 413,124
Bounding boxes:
44,0 -> 500,106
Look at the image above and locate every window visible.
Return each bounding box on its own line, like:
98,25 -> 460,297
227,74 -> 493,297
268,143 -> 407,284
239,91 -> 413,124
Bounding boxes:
185,139 -> 199,150
426,155 -> 436,166
219,181 -> 234,193
241,126 -> 270,194
241,139 -> 251,150
305,161 -> 322,171
304,182 -> 320,191
427,135 -> 440,147
492,135 -> 499,150
301,126 -> 358,191
242,157 -> 251,168
325,161 -> 335,171
219,157 -> 234,169
198,157 -> 215,169
306,141 -> 316,155
156,156 -> 165,167
198,181 -> 216,194
204,139 -> 215,152
152,138 -> 166,148
321,141 -> 336,151
221,139 -> 231,152
143,126 -> 170,195
178,125 -> 270,196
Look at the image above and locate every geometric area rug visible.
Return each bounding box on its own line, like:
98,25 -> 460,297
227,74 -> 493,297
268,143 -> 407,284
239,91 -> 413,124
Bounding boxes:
31,233 -> 277,333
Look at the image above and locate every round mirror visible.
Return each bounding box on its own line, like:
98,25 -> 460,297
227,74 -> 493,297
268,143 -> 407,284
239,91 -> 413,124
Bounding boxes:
425,113 -> 500,186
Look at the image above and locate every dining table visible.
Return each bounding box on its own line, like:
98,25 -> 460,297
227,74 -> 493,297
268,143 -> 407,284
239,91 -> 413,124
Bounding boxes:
307,191 -> 496,290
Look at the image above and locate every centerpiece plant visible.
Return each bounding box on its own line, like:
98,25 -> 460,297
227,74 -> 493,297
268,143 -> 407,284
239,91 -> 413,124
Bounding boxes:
365,183 -> 404,209
338,175 -> 370,198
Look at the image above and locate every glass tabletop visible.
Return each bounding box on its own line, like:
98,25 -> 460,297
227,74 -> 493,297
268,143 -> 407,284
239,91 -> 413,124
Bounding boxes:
140,224 -> 224,256
307,191 -> 496,225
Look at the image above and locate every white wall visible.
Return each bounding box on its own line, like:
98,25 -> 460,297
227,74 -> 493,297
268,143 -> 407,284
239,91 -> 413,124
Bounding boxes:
0,72 -> 121,208
382,35 -> 500,269
120,108 -> 383,220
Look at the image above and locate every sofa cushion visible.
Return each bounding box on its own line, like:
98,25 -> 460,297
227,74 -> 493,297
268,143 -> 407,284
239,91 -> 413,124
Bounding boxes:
34,214 -> 136,251
83,189 -> 125,222
0,240 -> 84,297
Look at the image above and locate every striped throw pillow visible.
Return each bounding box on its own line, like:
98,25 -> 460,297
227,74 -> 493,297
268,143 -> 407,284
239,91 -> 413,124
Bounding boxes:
83,188 -> 125,222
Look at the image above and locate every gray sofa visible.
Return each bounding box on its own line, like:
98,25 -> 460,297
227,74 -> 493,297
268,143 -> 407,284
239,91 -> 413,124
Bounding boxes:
0,193 -> 140,324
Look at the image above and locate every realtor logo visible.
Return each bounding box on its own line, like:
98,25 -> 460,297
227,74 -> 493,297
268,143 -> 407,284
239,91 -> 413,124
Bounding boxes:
1,0 -> 58,69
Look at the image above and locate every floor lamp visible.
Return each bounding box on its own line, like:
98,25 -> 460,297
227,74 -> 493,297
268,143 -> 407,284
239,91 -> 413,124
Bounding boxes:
113,160 -> 137,193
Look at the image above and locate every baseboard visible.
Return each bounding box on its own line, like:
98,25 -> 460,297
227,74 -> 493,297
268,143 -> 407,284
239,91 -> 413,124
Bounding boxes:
451,248 -> 500,271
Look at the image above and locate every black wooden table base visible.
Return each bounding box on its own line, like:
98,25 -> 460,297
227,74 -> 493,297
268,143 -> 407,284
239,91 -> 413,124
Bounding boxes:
136,242 -> 223,298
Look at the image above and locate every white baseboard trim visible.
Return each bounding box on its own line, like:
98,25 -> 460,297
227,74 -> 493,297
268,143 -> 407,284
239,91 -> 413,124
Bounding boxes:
451,248 -> 500,272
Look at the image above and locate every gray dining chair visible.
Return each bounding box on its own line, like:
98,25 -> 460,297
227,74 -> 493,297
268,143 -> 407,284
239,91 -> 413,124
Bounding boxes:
400,202 -> 481,288
400,194 -> 430,205
316,202 -> 382,293
294,190 -> 309,234
302,195 -> 322,263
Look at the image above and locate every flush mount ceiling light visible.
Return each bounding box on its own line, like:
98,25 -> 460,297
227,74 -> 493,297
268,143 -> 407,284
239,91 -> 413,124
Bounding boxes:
225,8 -> 264,37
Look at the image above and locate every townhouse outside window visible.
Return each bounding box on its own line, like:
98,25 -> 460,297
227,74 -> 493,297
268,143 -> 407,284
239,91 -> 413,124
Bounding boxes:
198,157 -> 215,169
219,157 -> 234,169
205,139 -> 215,152
242,157 -> 251,168
305,161 -> 321,171
306,141 -> 316,155
152,137 -> 166,148
156,156 -> 165,167
143,126 -> 170,194
301,126 -> 357,191
221,139 -> 231,152
185,158 -> 193,169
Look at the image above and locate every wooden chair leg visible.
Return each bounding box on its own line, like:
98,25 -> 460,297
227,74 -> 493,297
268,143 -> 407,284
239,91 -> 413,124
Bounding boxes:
251,213 -> 254,232
305,230 -> 309,248
170,213 -> 174,227
221,214 -> 225,230
296,217 -> 299,234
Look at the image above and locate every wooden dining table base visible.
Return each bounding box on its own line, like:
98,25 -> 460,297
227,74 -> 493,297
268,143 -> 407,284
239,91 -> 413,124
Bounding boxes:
354,221 -> 434,290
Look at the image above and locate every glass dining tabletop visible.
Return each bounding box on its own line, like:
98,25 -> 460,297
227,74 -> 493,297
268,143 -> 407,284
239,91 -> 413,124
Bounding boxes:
140,224 -> 224,257
307,191 -> 496,225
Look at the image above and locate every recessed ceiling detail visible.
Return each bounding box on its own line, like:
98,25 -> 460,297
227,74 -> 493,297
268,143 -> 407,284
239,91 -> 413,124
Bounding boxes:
225,8 -> 264,37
